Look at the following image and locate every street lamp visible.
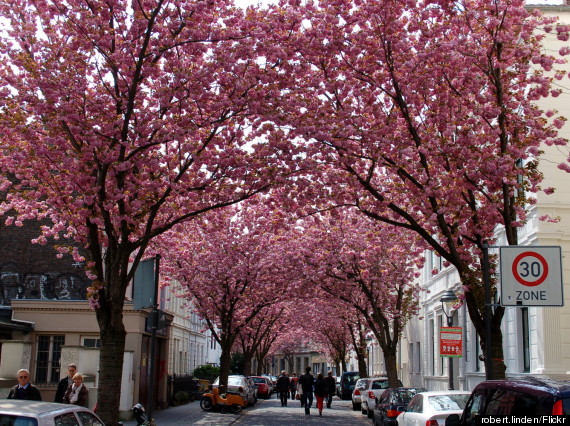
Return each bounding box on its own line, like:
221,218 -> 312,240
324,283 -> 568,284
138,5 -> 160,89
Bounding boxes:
440,289 -> 458,390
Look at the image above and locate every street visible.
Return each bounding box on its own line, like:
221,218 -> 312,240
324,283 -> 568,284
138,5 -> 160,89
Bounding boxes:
123,396 -> 372,426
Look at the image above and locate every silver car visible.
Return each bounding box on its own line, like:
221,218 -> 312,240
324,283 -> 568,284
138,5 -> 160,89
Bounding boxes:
0,400 -> 104,425
212,375 -> 257,406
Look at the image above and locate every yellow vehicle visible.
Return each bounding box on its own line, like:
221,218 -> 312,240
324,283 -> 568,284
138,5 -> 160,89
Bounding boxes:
200,385 -> 247,413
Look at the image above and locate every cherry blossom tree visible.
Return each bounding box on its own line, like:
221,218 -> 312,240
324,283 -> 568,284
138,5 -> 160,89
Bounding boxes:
266,0 -> 570,379
297,209 -> 424,387
155,202 -> 302,390
235,305 -> 286,376
0,1 -> 295,422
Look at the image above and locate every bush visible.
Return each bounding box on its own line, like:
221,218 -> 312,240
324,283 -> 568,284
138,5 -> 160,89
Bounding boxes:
173,391 -> 190,405
192,365 -> 220,382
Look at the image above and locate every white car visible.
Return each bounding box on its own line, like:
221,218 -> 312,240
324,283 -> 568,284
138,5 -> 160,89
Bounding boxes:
351,378 -> 370,411
396,390 -> 471,426
212,375 -> 257,406
0,400 -> 104,426
361,377 -> 403,418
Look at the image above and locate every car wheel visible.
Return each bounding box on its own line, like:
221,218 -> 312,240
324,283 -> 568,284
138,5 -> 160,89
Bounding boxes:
367,408 -> 374,418
362,406 -> 367,415
231,404 -> 243,414
352,402 -> 358,411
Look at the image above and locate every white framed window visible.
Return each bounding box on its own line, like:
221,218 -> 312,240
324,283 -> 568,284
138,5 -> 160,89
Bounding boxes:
36,335 -> 65,383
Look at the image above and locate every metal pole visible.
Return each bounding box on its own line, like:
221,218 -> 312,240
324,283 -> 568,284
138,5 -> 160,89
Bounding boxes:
447,315 -> 454,390
482,243 -> 493,380
148,255 -> 161,421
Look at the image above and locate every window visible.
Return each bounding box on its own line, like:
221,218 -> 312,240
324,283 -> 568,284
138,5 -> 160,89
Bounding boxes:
429,319 -> 435,376
36,335 -> 64,383
82,337 -> 101,348
54,413 -> 79,426
415,342 -> 421,374
521,307 -> 530,372
76,412 -> 104,426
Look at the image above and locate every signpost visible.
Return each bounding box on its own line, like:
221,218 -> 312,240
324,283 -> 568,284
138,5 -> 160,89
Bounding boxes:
500,246 -> 563,307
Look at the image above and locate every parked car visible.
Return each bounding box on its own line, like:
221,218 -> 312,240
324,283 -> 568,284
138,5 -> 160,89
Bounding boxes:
0,400 -> 104,426
336,375 -> 342,397
212,375 -> 257,406
250,375 -> 272,399
360,378 -> 404,418
262,374 -> 277,394
352,378 -> 371,411
397,390 -> 470,426
339,371 -> 361,400
370,385 -> 423,422
446,377 -> 570,426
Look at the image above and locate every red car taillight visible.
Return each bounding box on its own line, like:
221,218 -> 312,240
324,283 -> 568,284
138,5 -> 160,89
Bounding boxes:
552,399 -> 564,415
386,409 -> 402,417
426,420 -> 439,426
354,389 -> 360,396
238,386 -> 244,393
368,391 -> 376,399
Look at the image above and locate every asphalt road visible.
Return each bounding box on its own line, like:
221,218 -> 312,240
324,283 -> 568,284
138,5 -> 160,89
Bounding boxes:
123,394 -> 373,425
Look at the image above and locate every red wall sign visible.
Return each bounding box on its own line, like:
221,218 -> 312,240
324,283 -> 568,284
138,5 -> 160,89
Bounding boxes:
440,327 -> 463,358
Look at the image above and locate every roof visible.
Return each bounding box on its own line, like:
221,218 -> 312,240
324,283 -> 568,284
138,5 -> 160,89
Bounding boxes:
475,376 -> 570,396
0,400 -> 84,416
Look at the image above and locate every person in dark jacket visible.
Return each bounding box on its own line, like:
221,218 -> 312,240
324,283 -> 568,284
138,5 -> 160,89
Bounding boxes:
55,363 -> 77,403
314,373 -> 328,416
275,370 -> 291,407
63,373 -> 89,407
7,369 -> 42,401
298,366 -> 315,415
324,371 -> 336,408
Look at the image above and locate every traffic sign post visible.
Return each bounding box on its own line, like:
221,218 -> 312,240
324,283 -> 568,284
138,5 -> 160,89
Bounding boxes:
500,246 -> 563,307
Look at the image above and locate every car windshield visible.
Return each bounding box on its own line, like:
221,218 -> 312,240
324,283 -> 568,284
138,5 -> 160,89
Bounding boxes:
392,388 -> 424,403
251,377 -> 266,384
0,415 -> 38,426
227,377 -> 243,385
429,394 -> 470,411
371,381 -> 389,390
346,375 -> 359,384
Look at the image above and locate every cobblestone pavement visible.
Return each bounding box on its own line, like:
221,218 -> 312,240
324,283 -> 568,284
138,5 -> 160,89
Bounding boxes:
122,395 -> 373,426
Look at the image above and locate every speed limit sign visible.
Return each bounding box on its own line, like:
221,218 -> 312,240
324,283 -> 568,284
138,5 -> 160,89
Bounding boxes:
500,246 -> 563,306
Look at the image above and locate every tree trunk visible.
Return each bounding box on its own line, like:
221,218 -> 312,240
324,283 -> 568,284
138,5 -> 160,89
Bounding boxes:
242,355 -> 252,376
383,349 -> 399,388
95,296 -> 127,425
218,348 -> 233,390
357,350 -> 368,378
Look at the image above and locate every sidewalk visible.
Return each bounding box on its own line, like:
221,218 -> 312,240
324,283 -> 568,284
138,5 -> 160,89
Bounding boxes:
121,401 -> 206,426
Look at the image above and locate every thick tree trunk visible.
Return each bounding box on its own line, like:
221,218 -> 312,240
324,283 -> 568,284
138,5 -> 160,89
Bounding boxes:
218,348 -> 233,390
383,349 -> 399,388
95,297 -> 127,425
357,350 -> 368,378
242,355 -> 253,376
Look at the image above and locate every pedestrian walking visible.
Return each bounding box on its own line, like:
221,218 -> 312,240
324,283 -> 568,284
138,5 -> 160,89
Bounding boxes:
276,370 -> 291,407
314,373 -> 328,416
324,371 -> 336,408
7,369 -> 42,401
298,366 -> 315,415
289,372 -> 298,400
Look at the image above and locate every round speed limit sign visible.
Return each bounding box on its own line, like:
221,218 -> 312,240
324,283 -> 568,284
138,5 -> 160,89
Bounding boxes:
500,246 -> 563,307
511,251 -> 549,287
